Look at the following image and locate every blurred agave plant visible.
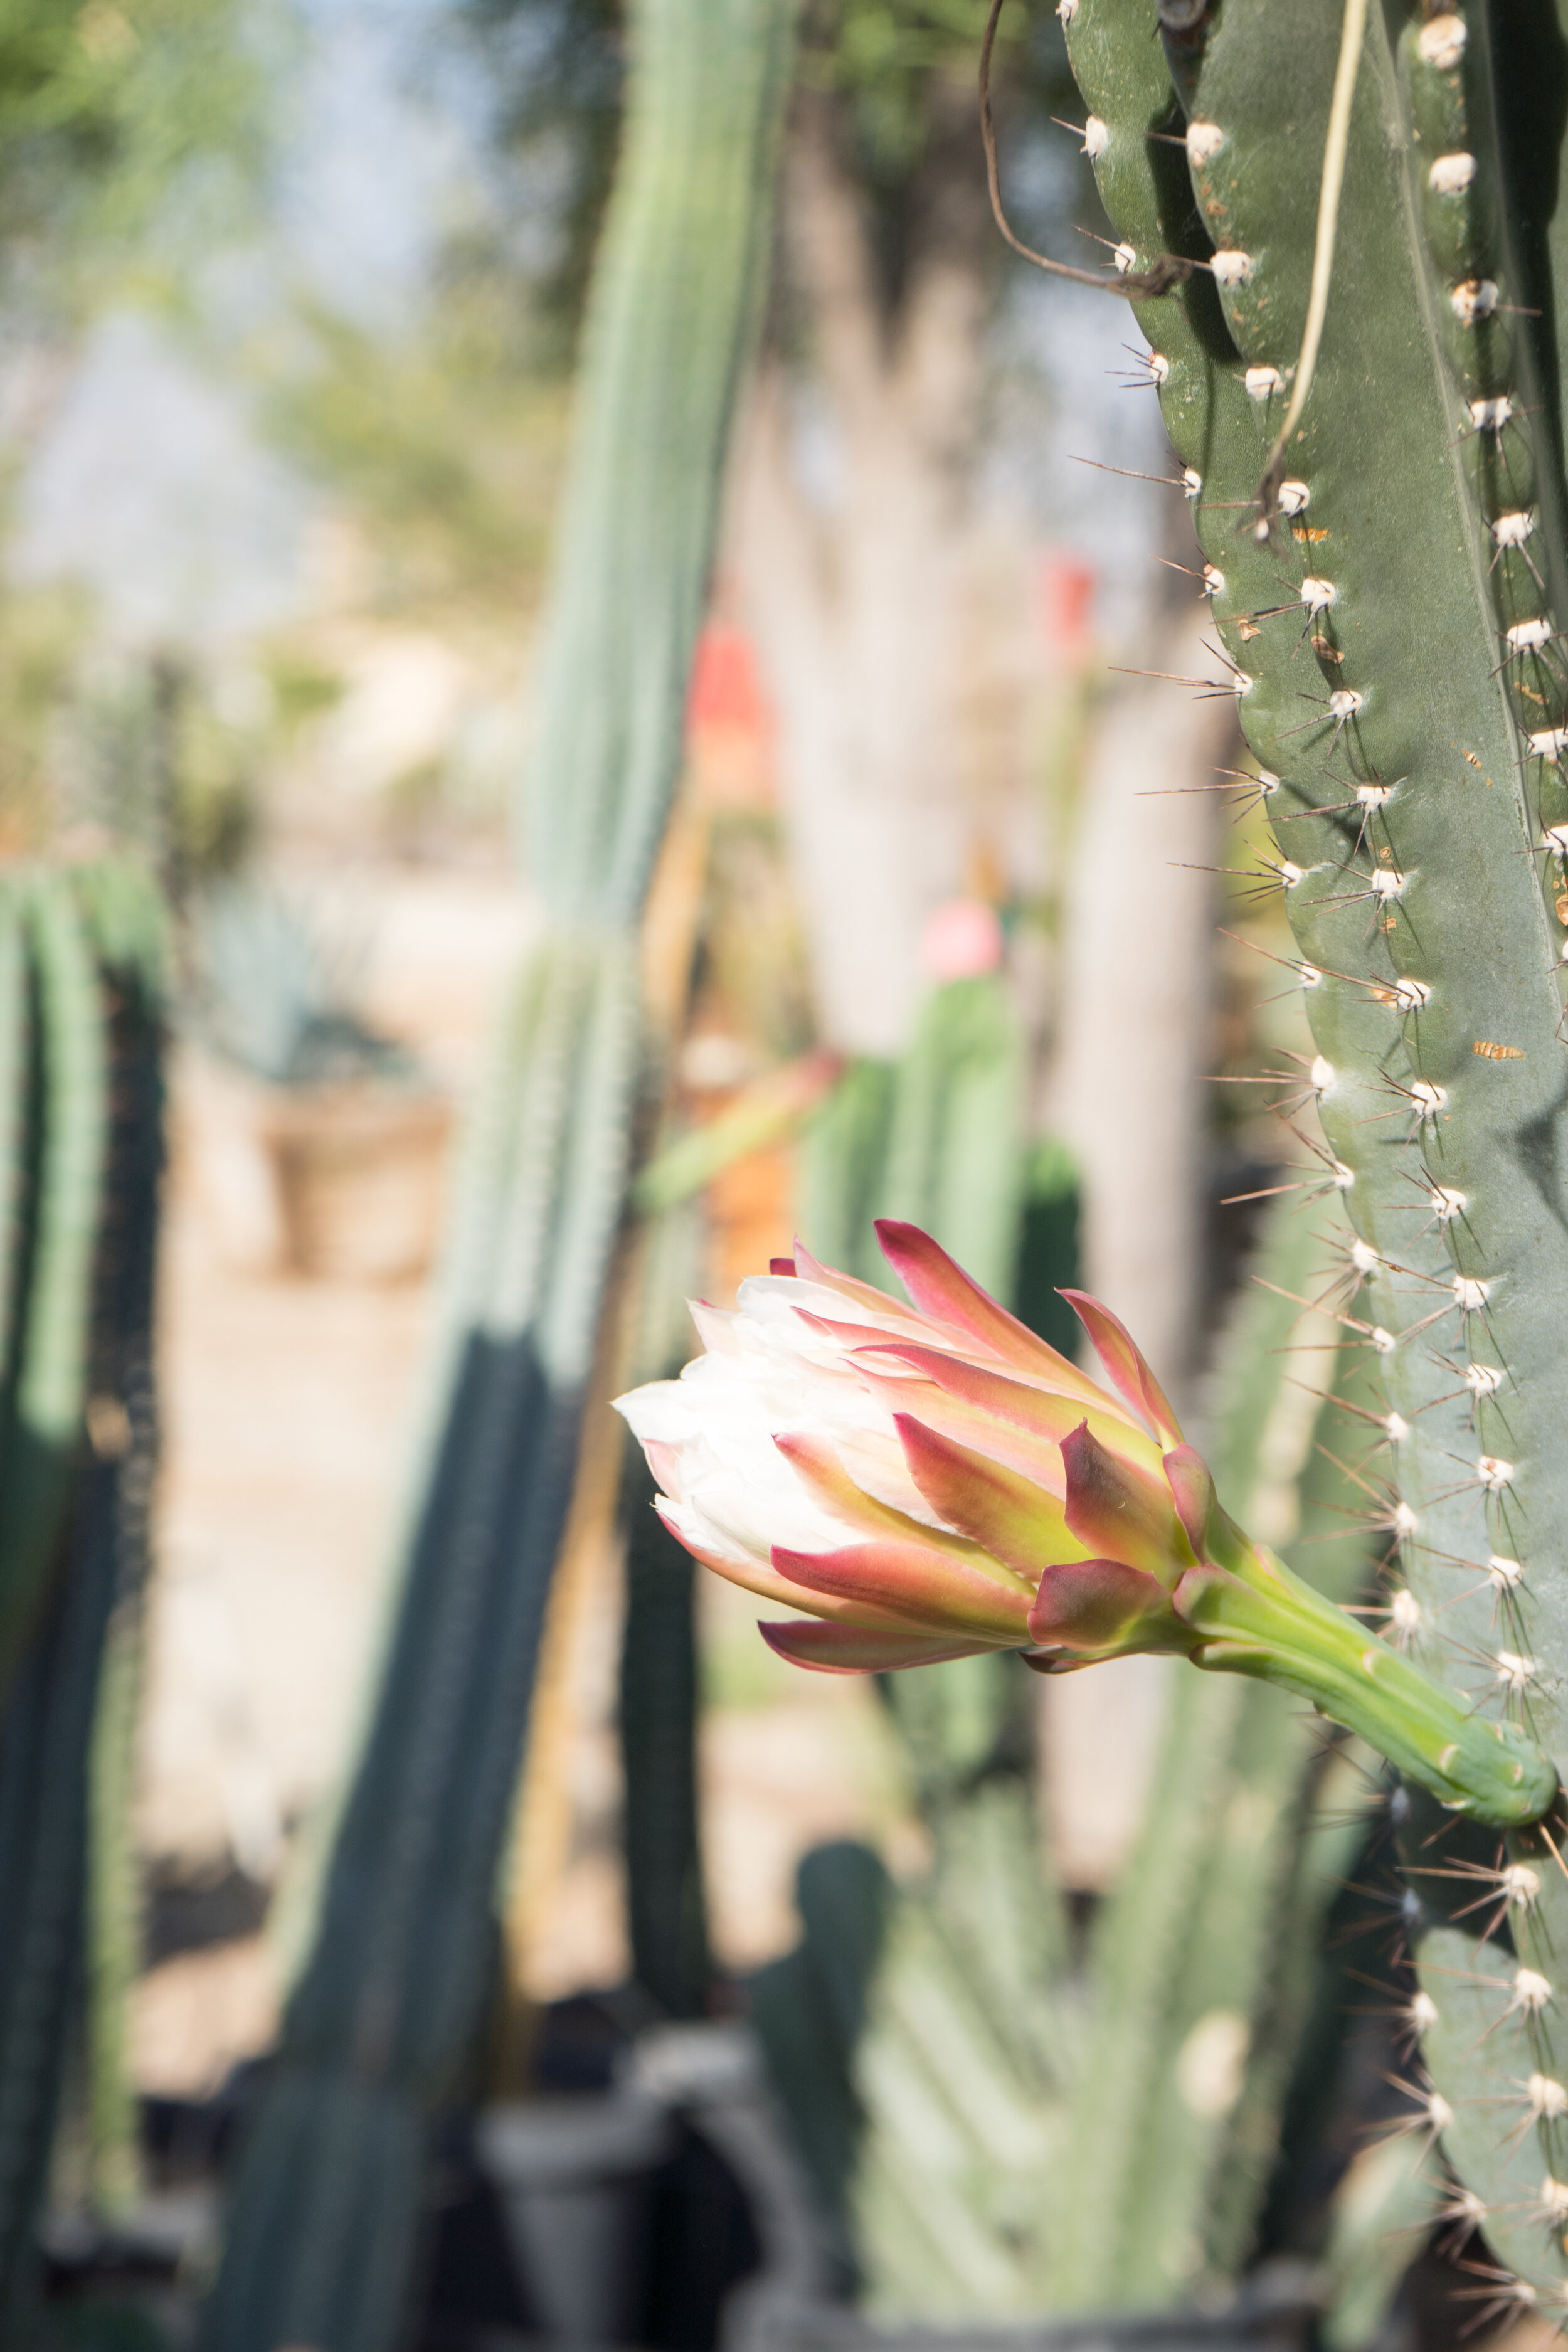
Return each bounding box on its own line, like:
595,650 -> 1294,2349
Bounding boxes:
617,1221 -> 1556,1827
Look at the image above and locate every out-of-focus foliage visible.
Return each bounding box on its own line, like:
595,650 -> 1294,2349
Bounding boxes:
0,0 -> 278,316
453,0 -> 1067,346
799,0 -> 1034,188
251,287 -> 569,620
50,650 -> 277,883
0,559 -> 92,852
458,0 -> 624,362
188,882 -> 418,1088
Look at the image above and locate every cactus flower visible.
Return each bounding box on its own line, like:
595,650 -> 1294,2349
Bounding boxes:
615,1223 -> 1556,1827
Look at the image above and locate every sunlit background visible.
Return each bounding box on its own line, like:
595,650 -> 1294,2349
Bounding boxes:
0,1 -> 1367,2341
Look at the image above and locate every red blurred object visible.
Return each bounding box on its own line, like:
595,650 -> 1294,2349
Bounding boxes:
686,622 -> 776,807
687,623 -> 773,739
1038,555 -> 1096,665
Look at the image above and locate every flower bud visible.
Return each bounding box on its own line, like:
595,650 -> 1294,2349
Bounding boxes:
615,1223 -> 1557,1827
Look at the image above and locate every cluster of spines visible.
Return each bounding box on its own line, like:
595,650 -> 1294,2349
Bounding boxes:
1398,13 -> 1568,966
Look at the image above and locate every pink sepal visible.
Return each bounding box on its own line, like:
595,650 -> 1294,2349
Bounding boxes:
792,1238 -> 922,1323
773,1539 -> 1035,1641
1163,1444 -> 1218,1562
853,1336 -> 1127,1431
1027,1557 -> 1187,1653
758,1620 -> 995,1675
1059,1289 -> 1184,1448
1060,1421 -> 1190,1581
874,1219 -> 1087,1380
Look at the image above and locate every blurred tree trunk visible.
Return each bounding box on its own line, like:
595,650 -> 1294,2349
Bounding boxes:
1043,592 -> 1232,1889
1052,595 -> 1230,1397
736,86 -> 1002,1056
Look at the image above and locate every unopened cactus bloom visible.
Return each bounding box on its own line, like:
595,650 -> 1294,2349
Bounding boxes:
615,1222 -> 1555,1827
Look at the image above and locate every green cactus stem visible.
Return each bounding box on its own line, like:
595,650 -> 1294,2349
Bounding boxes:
203,3 -> 794,2342
0,863 -> 162,2332
1055,0 -> 1568,2306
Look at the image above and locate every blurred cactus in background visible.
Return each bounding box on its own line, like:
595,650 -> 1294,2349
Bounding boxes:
202,0 -> 795,2341
0,860 -> 164,2335
1047,0 -> 1568,2312
744,1171 -> 1398,2322
800,970 -> 1028,1305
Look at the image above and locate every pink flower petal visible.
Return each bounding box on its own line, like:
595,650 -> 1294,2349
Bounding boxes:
770,1256 -> 798,1278
858,1367 -> 1073,1495
758,1620 -> 995,1674
643,1438 -> 687,1505
773,1429 -> 960,1549
1060,1421 -> 1190,1581
654,1501 -> 909,1629
1059,1290 -> 1184,1448
773,1539 -> 1036,1641
854,1341 -> 1153,1461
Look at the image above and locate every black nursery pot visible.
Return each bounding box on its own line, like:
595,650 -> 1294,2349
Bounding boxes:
465,2019 -> 1318,2352
477,2091 -> 677,2346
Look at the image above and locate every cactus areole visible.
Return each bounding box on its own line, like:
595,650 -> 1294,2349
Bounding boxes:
616,1222 -> 1556,1826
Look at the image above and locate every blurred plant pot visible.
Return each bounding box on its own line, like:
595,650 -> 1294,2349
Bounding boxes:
728,2282 -> 1318,2352
183,1054 -> 450,1281
617,2026 -> 1318,2352
476,2090 -> 676,2346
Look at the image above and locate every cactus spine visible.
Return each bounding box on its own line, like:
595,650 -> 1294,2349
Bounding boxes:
204,4 -> 793,2343
1057,0 -> 1568,2306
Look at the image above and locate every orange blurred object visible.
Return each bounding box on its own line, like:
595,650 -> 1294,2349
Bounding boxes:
706,1141 -> 796,1308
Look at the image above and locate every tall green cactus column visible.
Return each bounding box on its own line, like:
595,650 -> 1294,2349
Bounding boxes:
1057,0 -> 1568,2308
203,4 -> 794,2345
0,862 -> 164,2333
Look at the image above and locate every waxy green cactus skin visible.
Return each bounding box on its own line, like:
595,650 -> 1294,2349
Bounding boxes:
203,3 -> 795,2344
1061,0 -> 1568,2307
0,863 -> 163,2331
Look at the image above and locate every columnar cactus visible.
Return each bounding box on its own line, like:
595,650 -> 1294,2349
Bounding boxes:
1054,0 -> 1568,2307
0,862 -> 164,2329
203,2 -> 793,2343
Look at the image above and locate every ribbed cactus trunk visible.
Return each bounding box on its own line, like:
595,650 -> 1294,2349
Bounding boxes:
0,864 -> 163,2335
1056,0 -> 1568,2307
203,4 -> 793,2344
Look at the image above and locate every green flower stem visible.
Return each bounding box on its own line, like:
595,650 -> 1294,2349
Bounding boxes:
1176,1551 -> 1557,1826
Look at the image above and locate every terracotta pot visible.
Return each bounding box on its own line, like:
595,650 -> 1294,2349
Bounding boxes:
184,1056 -> 450,1282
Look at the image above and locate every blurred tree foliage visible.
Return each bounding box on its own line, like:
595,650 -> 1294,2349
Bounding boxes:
252,287 -> 569,624
454,0 -> 1076,341
0,0 -> 282,850
0,0 -> 276,319
0,568 -> 92,852
250,0 -> 1077,626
